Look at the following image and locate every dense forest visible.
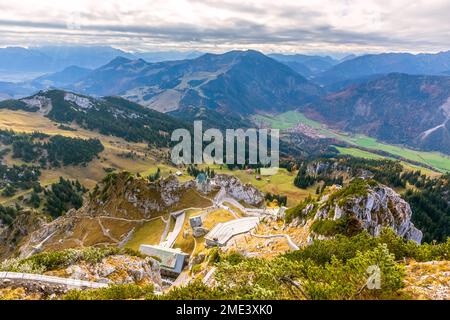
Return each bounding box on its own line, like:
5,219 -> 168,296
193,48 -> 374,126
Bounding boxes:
0,164 -> 41,196
0,176 -> 86,225
401,172 -> 450,243
0,204 -> 21,225
42,177 -> 87,218
0,129 -> 104,167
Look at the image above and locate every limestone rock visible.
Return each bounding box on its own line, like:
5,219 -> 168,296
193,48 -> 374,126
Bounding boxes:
212,174 -> 264,206
193,227 -> 209,238
63,254 -> 162,290
305,181 -> 423,243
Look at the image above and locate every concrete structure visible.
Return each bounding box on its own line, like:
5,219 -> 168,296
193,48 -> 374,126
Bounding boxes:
160,210 -> 185,248
189,215 -> 203,228
205,217 -> 260,247
0,272 -> 108,292
139,244 -> 188,278
195,173 -> 212,193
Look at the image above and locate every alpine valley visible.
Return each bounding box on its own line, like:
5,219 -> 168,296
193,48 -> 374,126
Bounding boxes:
0,46 -> 449,301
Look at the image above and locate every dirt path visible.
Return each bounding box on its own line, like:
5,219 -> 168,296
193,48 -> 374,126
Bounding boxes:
250,232 -> 299,250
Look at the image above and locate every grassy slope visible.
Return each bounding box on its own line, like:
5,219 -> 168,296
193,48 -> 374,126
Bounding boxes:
124,217 -> 166,251
0,110 -> 174,189
254,111 -> 450,173
199,164 -> 313,206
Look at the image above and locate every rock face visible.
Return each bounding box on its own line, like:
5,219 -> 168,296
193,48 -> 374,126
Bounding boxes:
4,173 -> 203,259
0,253 -> 162,297
192,227 -> 209,238
2,172 -> 263,259
0,211 -> 48,260
212,174 -> 264,206
61,254 -> 162,291
92,173 -> 189,218
296,180 -> 423,243
403,260 -> 450,300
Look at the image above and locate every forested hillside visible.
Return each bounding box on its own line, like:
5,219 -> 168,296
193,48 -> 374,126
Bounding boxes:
289,157 -> 450,243
0,129 -> 104,167
0,90 -> 189,146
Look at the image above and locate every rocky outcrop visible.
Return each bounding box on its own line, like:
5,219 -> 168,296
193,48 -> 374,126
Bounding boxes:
2,173 -> 204,258
192,227 -> 209,238
212,174 -> 264,206
0,211 -> 48,260
293,180 -> 423,243
60,254 -> 162,291
403,260 -> 450,300
90,173 -> 191,218
0,253 -> 162,297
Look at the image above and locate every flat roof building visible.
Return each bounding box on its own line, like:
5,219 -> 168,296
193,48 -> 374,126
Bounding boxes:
204,217 -> 260,247
139,244 -> 189,278
189,215 -> 203,228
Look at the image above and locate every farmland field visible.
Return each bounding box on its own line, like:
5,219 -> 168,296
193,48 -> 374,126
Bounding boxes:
254,111 -> 450,173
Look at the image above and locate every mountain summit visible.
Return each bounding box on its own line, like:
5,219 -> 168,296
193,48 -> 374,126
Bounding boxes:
72,50 -> 321,114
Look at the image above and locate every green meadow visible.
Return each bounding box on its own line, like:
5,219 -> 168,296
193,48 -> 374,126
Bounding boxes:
254,111 -> 450,173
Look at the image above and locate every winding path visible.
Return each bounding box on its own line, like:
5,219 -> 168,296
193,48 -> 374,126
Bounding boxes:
249,232 -> 299,250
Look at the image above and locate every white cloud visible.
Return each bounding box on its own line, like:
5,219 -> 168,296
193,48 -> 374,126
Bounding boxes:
0,0 -> 449,54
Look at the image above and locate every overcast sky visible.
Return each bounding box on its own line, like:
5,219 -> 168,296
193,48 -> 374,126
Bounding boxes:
0,0 -> 449,55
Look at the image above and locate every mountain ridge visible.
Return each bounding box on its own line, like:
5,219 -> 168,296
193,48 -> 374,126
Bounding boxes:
0,89 -> 188,146
305,73 -> 450,154
316,51 -> 450,85
71,50 -> 322,114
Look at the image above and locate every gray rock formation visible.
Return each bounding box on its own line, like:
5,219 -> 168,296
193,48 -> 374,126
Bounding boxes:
192,227 -> 209,238
0,211 -> 48,260
301,182 -> 423,243
65,254 -> 162,290
212,174 -> 264,206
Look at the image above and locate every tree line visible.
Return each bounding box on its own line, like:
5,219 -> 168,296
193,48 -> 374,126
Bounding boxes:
1,129 -> 104,168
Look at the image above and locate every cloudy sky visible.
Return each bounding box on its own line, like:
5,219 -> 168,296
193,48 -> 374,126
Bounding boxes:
0,0 -> 449,55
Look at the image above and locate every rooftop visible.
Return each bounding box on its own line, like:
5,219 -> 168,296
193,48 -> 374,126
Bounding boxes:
139,245 -> 188,271
205,217 -> 260,246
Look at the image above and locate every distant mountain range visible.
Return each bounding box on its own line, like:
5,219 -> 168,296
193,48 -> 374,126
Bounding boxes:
31,66 -> 93,88
0,46 -> 134,74
133,50 -> 204,62
268,53 -> 339,78
0,46 -> 203,81
71,50 -> 322,114
1,47 -> 450,155
315,51 -> 450,85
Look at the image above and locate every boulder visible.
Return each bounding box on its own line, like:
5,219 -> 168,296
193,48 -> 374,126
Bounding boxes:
193,227 -> 209,238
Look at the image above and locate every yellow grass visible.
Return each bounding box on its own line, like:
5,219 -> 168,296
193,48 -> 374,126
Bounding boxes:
172,189 -> 213,211
0,110 -> 182,189
124,216 -> 167,250
199,165 -> 314,206
203,209 -> 235,229
401,162 -> 442,178
173,209 -> 202,254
